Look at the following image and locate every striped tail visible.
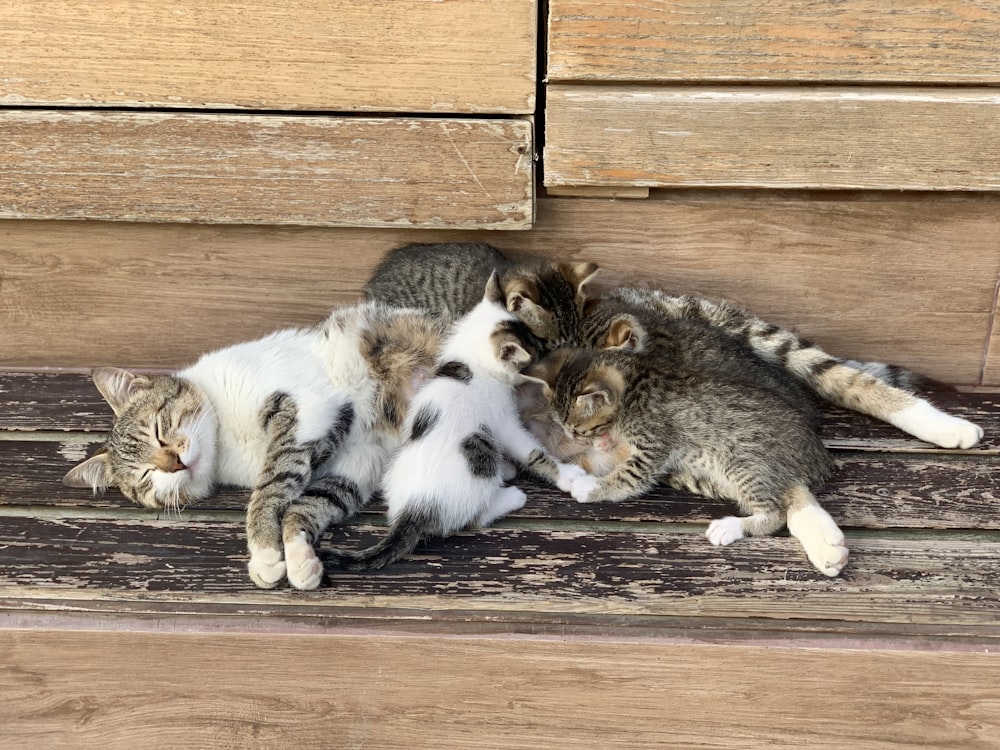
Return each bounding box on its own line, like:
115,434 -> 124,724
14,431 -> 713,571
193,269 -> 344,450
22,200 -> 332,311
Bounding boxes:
321,510 -> 426,571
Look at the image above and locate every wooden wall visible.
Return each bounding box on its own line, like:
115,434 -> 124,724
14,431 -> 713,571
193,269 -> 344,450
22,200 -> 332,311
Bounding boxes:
2,1 -> 999,384
2,191 -> 998,384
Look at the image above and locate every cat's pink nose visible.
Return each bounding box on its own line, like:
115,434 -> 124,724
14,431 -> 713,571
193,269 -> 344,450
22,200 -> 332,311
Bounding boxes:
154,450 -> 187,473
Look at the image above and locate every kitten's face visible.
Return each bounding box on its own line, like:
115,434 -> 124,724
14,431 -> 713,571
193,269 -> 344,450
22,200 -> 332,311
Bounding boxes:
520,349 -> 624,451
503,262 -> 598,350
63,368 -> 217,510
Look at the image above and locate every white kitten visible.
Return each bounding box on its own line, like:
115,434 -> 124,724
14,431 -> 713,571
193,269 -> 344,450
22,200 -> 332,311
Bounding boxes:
327,272 -> 590,570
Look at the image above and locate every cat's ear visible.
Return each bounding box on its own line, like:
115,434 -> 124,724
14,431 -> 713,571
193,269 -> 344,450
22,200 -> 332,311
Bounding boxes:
575,389 -> 612,416
91,367 -> 151,415
577,366 -> 624,414
604,315 -> 647,352
556,261 -> 600,302
62,450 -> 112,491
484,269 -> 506,305
499,341 -> 533,370
504,277 -> 540,312
519,349 -> 570,391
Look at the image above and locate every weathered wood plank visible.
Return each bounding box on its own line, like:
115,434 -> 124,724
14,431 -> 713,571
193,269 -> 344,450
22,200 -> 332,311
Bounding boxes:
4,371 -> 999,448
544,86 -> 1000,191
0,517 -> 998,628
0,111 -> 533,229
548,0 -> 1000,84
0,0 -> 537,113
3,193 -> 997,382
4,437 -> 999,531
1,629 -> 997,750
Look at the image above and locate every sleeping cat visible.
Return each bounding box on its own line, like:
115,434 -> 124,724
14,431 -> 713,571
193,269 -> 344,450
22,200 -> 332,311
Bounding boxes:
326,272 -> 590,571
62,302 -> 444,590
595,287 -> 983,450
364,241 -> 597,351
366,242 -> 982,449
522,312 -> 847,576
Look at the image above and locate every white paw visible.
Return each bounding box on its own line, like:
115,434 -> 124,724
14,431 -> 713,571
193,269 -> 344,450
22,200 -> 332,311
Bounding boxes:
284,532 -> 323,591
569,473 -> 600,503
706,516 -> 744,546
801,532 -> 849,577
890,401 -> 983,449
247,542 -> 286,589
555,461 -> 587,492
787,505 -> 849,577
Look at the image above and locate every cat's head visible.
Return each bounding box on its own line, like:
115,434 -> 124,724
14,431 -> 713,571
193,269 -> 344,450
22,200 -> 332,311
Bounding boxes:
62,368 -> 217,510
520,348 -> 625,444
501,261 -> 599,350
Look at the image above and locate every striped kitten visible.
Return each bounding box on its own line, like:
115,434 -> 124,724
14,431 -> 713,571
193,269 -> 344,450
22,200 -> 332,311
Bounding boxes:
63,302 -> 444,590
364,241 -> 598,351
588,287 -> 983,449
522,320 -> 847,577
327,272 -> 589,570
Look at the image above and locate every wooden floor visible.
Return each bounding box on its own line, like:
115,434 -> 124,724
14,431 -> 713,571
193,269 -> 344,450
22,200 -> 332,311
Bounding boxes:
1,371 -> 999,748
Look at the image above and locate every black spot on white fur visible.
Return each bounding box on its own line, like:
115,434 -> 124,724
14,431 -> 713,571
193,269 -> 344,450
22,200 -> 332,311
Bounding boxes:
410,405 -> 440,441
461,428 -> 499,478
436,360 -> 472,383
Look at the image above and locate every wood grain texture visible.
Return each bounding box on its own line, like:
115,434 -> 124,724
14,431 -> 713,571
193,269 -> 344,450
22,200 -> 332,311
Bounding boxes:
544,86 -> 1000,191
6,372 -> 997,444
3,192 -> 998,382
1,516 -> 999,628
547,0 -> 1000,84
0,110 -> 533,228
2,629 -> 997,750
0,0 -> 537,113
4,436 -> 1000,531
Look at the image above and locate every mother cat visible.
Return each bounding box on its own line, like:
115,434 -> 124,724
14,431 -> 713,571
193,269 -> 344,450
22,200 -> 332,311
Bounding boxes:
64,301 -> 445,590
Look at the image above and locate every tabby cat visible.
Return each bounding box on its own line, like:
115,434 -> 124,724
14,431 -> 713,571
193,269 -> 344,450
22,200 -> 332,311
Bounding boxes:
62,302 -> 444,590
521,307 -> 847,576
364,241 -> 597,351
327,272 -> 590,570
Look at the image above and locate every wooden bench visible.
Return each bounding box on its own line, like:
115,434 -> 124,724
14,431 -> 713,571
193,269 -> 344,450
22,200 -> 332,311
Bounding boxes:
2,370 -> 998,746
4,1 -> 1000,746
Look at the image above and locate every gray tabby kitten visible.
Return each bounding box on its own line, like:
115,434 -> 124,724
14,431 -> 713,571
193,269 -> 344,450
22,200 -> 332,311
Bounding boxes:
521,309 -> 847,576
364,242 -> 598,350
595,287 -> 982,450
63,302 -> 444,590
328,272 -> 588,570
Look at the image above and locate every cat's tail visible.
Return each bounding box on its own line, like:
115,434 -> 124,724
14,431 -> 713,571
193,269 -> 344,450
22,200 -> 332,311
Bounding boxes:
321,509 -> 426,571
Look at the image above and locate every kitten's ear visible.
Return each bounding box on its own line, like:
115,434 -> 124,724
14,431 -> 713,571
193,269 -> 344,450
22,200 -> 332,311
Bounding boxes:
604,315 -> 647,352
91,367 -> 152,415
575,389 -> 612,416
62,450 -> 112,491
519,349 -> 570,391
499,341 -> 533,370
577,366 -> 624,415
505,277 -> 540,313
484,270 -> 505,305
556,261 -> 600,302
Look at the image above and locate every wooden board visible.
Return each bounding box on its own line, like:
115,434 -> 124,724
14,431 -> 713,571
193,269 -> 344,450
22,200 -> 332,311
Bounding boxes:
5,436 -> 1000,531
1,629 -> 997,750
544,86 -> 1000,191
2,192 -> 998,382
1,516 -> 999,629
0,0 -> 537,113
0,110 -> 533,228
548,0 -> 1000,84
6,372 -> 998,443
